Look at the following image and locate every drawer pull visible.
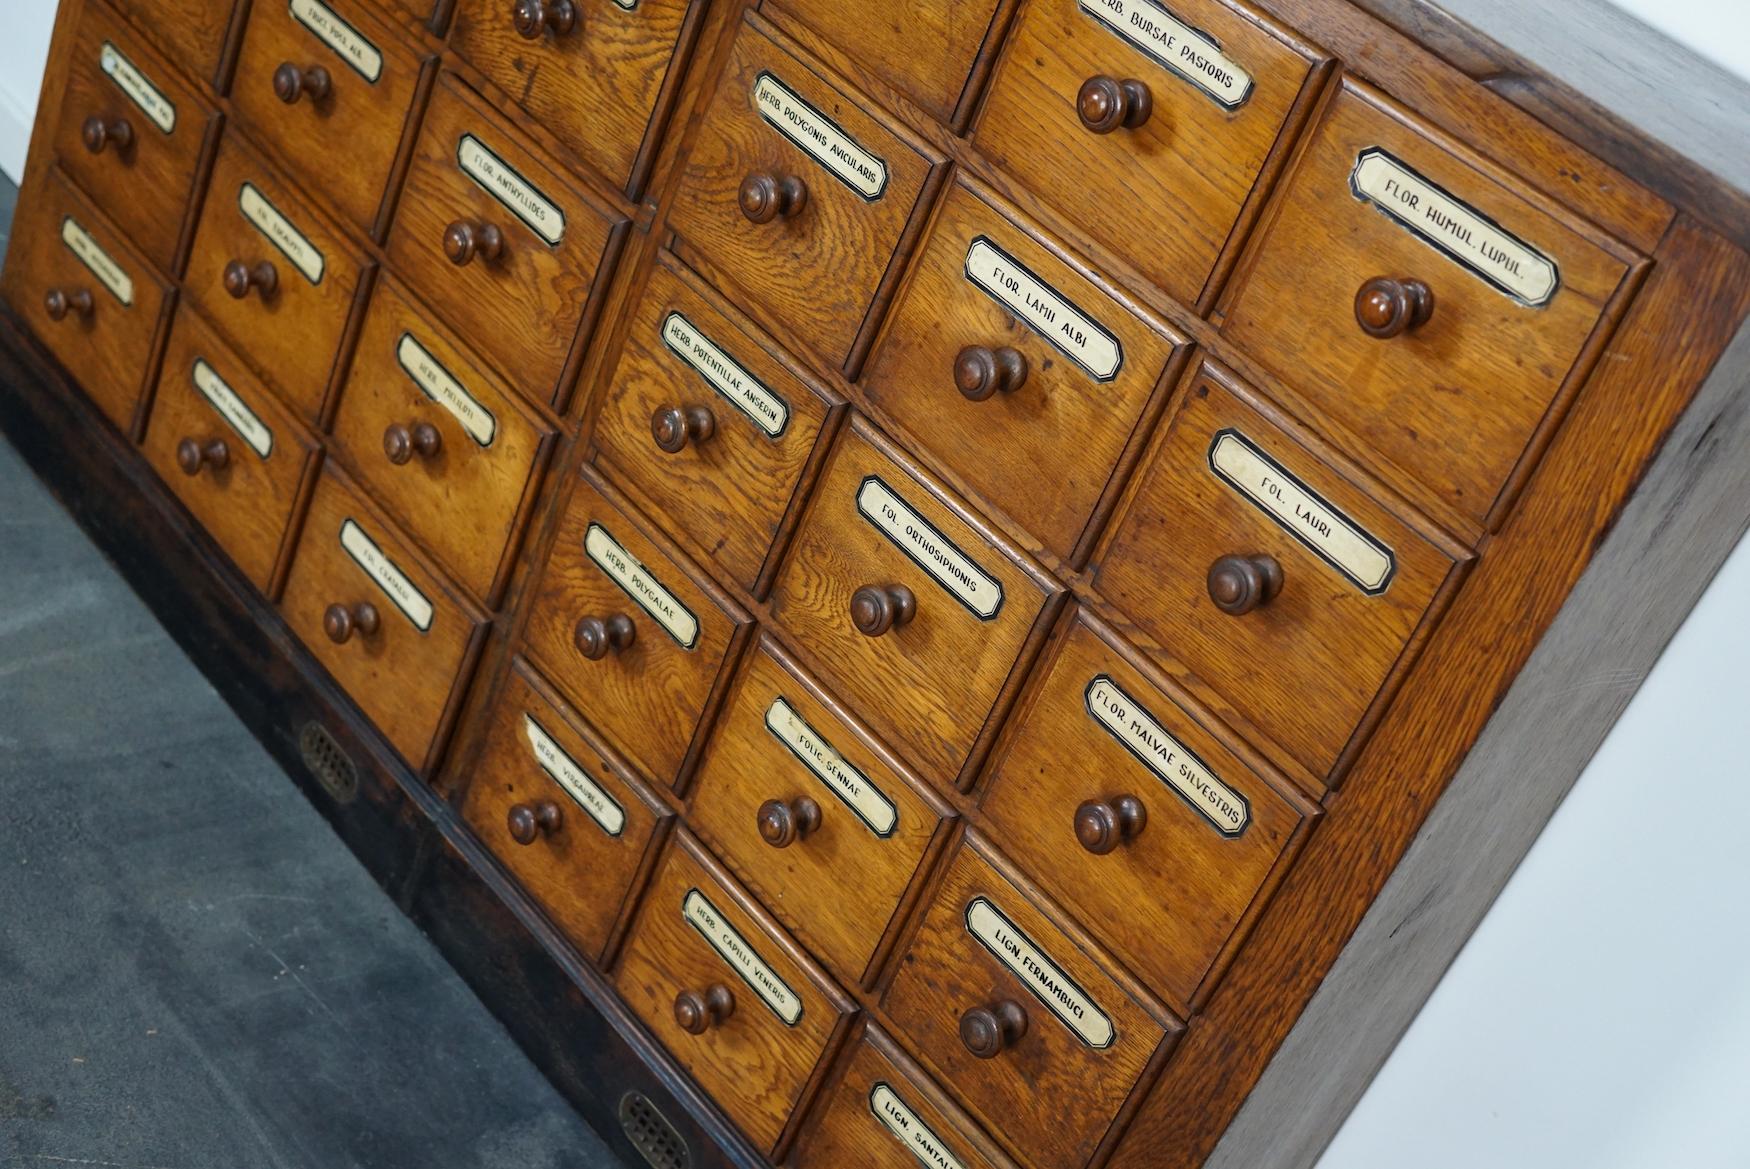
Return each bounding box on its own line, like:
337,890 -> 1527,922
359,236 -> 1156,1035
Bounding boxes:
650,404 -> 716,453
953,345 -> 1028,402
80,115 -> 134,155
512,0 -> 578,39
1074,795 -> 1148,855
1076,76 -> 1153,134
383,421 -> 443,465
506,799 -> 563,844
738,171 -> 808,225
673,984 -> 735,1035
175,437 -> 231,477
756,796 -> 822,849
849,584 -> 916,638
1354,276 -> 1435,339
1206,553 -> 1283,616
575,613 -> 637,660
443,219 -> 506,267
223,259 -> 279,301
959,1000 -> 1028,1059
43,287 -> 94,321
323,600 -> 381,644
272,62 -> 332,106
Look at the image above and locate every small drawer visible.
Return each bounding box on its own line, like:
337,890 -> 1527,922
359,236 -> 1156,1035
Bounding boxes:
280,466 -> 488,773
230,0 -> 435,237
388,73 -> 631,411
522,466 -> 753,789
880,836 -> 1177,1169
108,0 -> 240,91
669,17 -> 943,375
593,250 -> 840,594
768,419 -> 1058,788
461,657 -> 672,964
1221,80 -> 1640,527
974,0 -> 1320,310
184,132 -> 372,425
51,0 -> 222,275
141,305 -> 322,596
979,608 -> 1314,1011
614,831 -> 855,1157
329,275 -> 557,608
449,0 -> 704,197
688,636 -> 952,987
1092,364 -> 1467,785
862,177 -> 1182,563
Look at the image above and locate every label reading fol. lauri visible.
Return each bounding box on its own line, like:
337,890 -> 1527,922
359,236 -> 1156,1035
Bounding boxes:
396,333 -> 496,447
99,42 -> 175,133
965,897 -> 1113,1049
339,518 -> 433,631
1208,429 -> 1395,595
191,359 -> 274,460
583,523 -> 699,649
1350,148 -> 1560,307
682,888 -> 802,1025
856,476 -> 1003,620
60,216 -> 132,306
457,134 -> 565,245
869,1083 -> 967,1169
964,237 -> 1122,382
289,0 -> 382,82
660,312 -> 788,438
765,697 -> 897,837
1085,675 -> 1247,836
240,183 -> 324,285
752,71 -> 888,200
1078,0 -> 1253,108
522,713 -> 624,836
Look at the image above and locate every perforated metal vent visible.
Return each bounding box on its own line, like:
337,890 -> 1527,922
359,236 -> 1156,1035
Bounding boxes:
298,722 -> 359,804
619,1091 -> 690,1169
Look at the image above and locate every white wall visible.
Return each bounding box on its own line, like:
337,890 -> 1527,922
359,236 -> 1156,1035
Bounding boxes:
0,0 -> 54,181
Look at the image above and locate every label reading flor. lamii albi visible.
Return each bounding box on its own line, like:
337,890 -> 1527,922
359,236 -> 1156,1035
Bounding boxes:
964,237 -> 1122,382
583,523 -> 699,649
288,0 -> 382,82
765,697 -> 897,837
1085,674 -> 1248,836
869,1084 -> 968,1169
966,897 -> 1113,1048
682,889 -> 802,1025
192,359 -> 274,460
457,135 -> 565,245
522,713 -> 624,836
661,312 -> 788,438
1078,0 -> 1253,108
339,519 -> 433,631
856,476 -> 1004,620
753,71 -> 888,200
396,333 -> 496,447
60,216 -> 132,306
99,42 -> 175,133
240,183 -> 325,285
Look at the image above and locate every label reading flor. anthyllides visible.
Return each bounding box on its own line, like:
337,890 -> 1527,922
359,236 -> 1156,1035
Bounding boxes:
60,216 -> 132,306
457,134 -> 565,245
288,0 -> 382,82
752,71 -> 888,200
869,1084 -> 968,1169
239,183 -> 325,285
395,333 -> 496,447
1077,0 -> 1253,109
965,897 -> 1113,1049
964,237 -> 1122,382
522,713 -> 624,836
660,312 -> 788,438
339,519 -> 433,631
583,523 -> 699,649
99,42 -> 175,133
856,476 -> 1003,620
682,888 -> 802,1025
191,359 -> 274,460
765,697 -> 897,837
1085,674 -> 1247,836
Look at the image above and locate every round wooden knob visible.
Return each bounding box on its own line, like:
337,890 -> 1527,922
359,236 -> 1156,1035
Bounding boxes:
650,404 -> 716,453
43,287 -> 94,321
443,220 -> 505,266
1077,75 -> 1153,134
959,1000 -> 1028,1059
1207,553 -> 1284,616
953,345 -> 1028,402
80,114 -> 134,154
574,613 -> 636,660
272,62 -> 331,105
673,985 -> 735,1035
1075,795 -> 1148,855
849,584 -> 916,638
1354,276 -> 1435,338
383,420 -> 443,465
175,437 -> 231,477
512,0 -> 577,38
738,171 -> 808,224
506,799 -> 563,845
323,600 -> 381,644
756,797 -> 822,849
223,258 -> 279,301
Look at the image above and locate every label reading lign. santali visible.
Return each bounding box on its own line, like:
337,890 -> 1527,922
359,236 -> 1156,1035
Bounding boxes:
239,183 -> 325,285
191,359 -> 274,460
288,0 -> 382,82
660,312 -> 789,438
1085,674 -> 1247,836
869,1083 -> 968,1169
583,523 -> 699,649
965,897 -> 1113,1049
752,71 -> 888,200
856,476 -> 1004,620
765,697 -> 897,837
60,216 -> 132,306
522,713 -> 624,836
99,42 -> 175,133
682,888 -> 803,1025
964,237 -> 1123,382
339,518 -> 434,631
457,134 -> 565,245
395,333 -> 496,447
1078,0 -> 1253,109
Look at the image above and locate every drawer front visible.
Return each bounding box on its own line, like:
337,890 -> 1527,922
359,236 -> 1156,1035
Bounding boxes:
614,832 -> 853,1155
974,0 -> 1319,309
184,132 -> 370,425
862,178 -> 1181,562
461,658 -> 670,963
768,421 -> 1056,788
522,466 -> 750,789
594,251 -> 838,593
109,0 -> 238,90
881,837 -> 1175,1169
329,274 -> 556,607
688,637 -> 950,987
388,73 -> 629,410
142,305 -> 320,595
668,18 -> 940,373
280,467 -> 487,773
979,609 -> 1312,1011
1092,365 -> 1464,783
1222,80 -> 1636,526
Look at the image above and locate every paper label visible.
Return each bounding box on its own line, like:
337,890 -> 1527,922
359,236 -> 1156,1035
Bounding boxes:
395,333 -> 496,447
522,713 -> 624,836
753,71 -> 888,200
457,134 -> 565,245
964,237 -> 1122,382
660,312 -> 789,438
869,1084 -> 968,1169
583,523 -> 699,649
288,0 -> 382,82
99,42 -> 175,133
191,359 -> 274,460
339,518 -> 433,631
1078,0 -> 1253,108
60,216 -> 132,306
239,182 -> 325,285
765,697 -> 897,837
682,888 -> 802,1025
1085,675 -> 1247,836
965,897 -> 1113,1049
856,476 -> 1003,620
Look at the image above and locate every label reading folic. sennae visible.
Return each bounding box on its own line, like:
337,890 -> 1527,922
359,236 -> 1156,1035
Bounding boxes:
583,523 -> 699,649
288,0 -> 382,83
339,518 -> 433,631
60,216 -> 132,306
1085,674 -> 1248,836
1078,0 -> 1253,109
752,71 -> 888,201
239,183 -> 325,285
869,1083 -> 968,1169
856,476 -> 1004,620
661,312 -> 789,438
765,697 -> 897,837
965,897 -> 1113,1049
522,713 -> 624,836
682,888 -> 803,1025
99,42 -> 175,133
395,333 -> 496,447
457,134 -> 565,245
192,359 -> 274,460
964,237 -> 1123,382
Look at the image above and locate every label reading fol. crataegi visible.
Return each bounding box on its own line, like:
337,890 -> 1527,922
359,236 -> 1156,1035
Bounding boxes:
964,237 -> 1122,382
965,897 -> 1113,1049
856,476 -> 1004,620
752,71 -> 888,200
583,523 -> 699,649
660,312 -> 789,438
869,1083 -> 968,1169
682,888 -> 802,1025
59,216 -> 133,306
99,42 -> 175,133
239,183 -> 325,285
339,518 -> 433,631
1208,429 -> 1395,595
1078,0 -> 1253,108
191,359 -> 274,460
765,697 -> 897,837
288,0 -> 382,82
395,333 -> 496,447
522,713 -> 624,836
1084,674 -> 1247,836
1350,148 -> 1560,307
457,134 -> 565,245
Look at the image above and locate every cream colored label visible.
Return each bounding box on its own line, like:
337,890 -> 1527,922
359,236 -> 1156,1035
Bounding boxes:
339,519 -> 433,631
856,476 -> 1004,620
457,134 -> 564,245
682,889 -> 802,1025
239,183 -> 325,285
1208,429 -> 1395,595
99,42 -> 175,133
395,333 -> 496,447
753,71 -> 888,200
191,359 -> 274,460
1351,148 -> 1560,306
288,0 -> 382,82
965,897 -> 1113,1049
522,713 -> 624,836
1085,675 -> 1247,836
965,237 -> 1122,382
869,1084 -> 968,1169
60,216 -> 132,306
583,523 -> 698,649
660,312 -> 788,438
765,697 -> 897,837
1078,0 -> 1253,108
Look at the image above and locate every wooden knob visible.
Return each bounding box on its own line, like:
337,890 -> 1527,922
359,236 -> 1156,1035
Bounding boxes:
959,1000 -> 1028,1059
673,985 -> 735,1035
574,613 -> 636,660
756,797 -> 822,849
383,421 -> 443,465
323,601 -> 381,644
175,437 -> 231,477
43,287 -> 94,321
512,0 -> 577,38
953,345 -> 1027,402
506,799 -> 563,845
650,404 -> 716,453
80,114 -> 133,154
443,219 -> 505,267
223,258 -> 278,301
1077,75 -> 1152,133
738,171 -> 807,224
272,62 -> 331,105
1075,795 -> 1148,855
1207,553 -> 1284,616
849,584 -> 916,638
1354,276 -> 1435,338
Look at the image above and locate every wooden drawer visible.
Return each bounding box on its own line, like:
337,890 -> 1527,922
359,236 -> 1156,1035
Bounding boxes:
183,131 -> 372,425
1221,79 -> 1640,528
1092,363 -> 1467,785
593,250 -> 840,594
51,0 -> 221,275
449,0 -> 703,198
614,831 -> 855,1157
768,419 -> 1059,788
141,304 -> 321,596
522,466 -> 752,789
230,0 -> 435,237
109,0 -> 240,91
979,607 -> 1314,1012
280,466 -> 488,773
687,636 -> 953,988
880,835 -> 1177,1169
862,177 -> 1182,564
387,73 -> 631,411
461,657 -> 672,964
329,274 -> 557,608
669,17 -> 943,375
974,0 -> 1321,311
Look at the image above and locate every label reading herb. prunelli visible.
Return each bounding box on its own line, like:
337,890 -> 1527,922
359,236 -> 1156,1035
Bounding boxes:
869,1084 -> 968,1169
395,333 -> 496,447
99,42 -> 175,133
765,697 -> 897,837
457,134 -> 565,245
965,897 -> 1113,1048
191,359 -> 274,460
1078,0 -> 1253,108
856,476 -> 1003,620
660,312 -> 788,438
339,518 -> 433,631
1085,675 -> 1247,836
583,523 -> 699,649
964,237 -> 1122,382
752,71 -> 888,200
239,183 -> 325,284
682,889 -> 802,1025
288,0 -> 382,82
522,713 -> 624,836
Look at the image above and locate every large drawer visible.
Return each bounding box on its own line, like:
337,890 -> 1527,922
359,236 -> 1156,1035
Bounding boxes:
108,0 -> 240,91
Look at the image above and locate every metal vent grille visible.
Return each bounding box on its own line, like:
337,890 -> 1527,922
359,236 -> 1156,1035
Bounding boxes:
298,722 -> 359,804
619,1091 -> 690,1169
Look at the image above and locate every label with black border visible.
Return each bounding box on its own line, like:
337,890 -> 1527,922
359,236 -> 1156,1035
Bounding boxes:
191,359 -> 274,460
522,713 -> 624,836
869,1083 -> 968,1169
583,522 -> 699,649
239,182 -> 325,285
1084,674 -> 1247,836
395,333 -> 496,447
339,518 -> 433,631
965,896 -> 1113,1049
288,0 -> 382,83
752,71 -> 888,201
660,311 -> 789,439
457,134 -> 565,245
60,216 -> 132,306
99,42 -> 175,133
765,696 -> 897,838
1077,0 -> 1253,109
682,888 -> 802,1025
856,476 -> 1003,620
964,237 -> 1122,382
